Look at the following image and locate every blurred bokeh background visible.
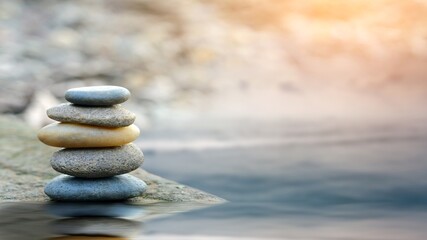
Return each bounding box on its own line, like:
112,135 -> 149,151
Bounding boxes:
1,0 -> 427,128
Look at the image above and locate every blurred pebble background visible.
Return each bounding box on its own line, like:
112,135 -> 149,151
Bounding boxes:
1,0 -> 427,128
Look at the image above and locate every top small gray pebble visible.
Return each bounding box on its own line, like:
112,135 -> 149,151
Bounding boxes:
65,86 -> 131,106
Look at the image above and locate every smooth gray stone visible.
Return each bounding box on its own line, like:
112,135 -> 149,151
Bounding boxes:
47,103 -> 135,127
51,143 -> 144,178
50,217 -> 140,237
45,202 -> 146,218
65,86 -> 130,106
44,174 -> 147,201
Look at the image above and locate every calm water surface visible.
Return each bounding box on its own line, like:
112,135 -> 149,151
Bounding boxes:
141,119 -> 427,239
2,119 -> 427,240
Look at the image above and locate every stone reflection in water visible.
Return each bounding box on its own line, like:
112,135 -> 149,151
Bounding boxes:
0,202 -> 140,240
46,202 -> 147,218
0,202 -> 213,240
47,202 -> 144,238
50,217 -> 141,237
51,237 -> 127,240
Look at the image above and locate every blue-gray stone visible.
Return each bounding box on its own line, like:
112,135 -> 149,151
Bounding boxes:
44,174 -> 147,201
65,86 -> 131,106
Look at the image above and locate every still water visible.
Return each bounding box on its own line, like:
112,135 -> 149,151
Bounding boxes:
2,119 -> 427,239
141,119 -> 427,239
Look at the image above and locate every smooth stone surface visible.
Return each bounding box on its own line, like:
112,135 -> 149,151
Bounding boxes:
47,103 -> 135,127
38,123 -> 140,148
51,217 -> 140,237
65,86 -> 130,106
51,144 -> 144,178
44,174 -> 147,201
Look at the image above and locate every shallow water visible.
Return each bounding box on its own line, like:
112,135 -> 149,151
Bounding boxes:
140,119 -> 427,239
3,119 -> 427,239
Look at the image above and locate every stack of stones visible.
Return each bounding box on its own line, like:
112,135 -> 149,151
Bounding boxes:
38,86 -> 147,201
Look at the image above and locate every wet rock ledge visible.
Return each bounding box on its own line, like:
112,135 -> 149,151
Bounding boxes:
0,115 -> 225,203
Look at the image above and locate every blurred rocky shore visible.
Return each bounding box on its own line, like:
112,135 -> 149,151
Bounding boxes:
1,0 -> 427,128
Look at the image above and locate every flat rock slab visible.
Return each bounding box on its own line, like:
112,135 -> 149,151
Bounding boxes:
0,115 -> 224,203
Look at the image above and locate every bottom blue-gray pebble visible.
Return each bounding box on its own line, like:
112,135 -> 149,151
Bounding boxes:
44,174 -> 147,201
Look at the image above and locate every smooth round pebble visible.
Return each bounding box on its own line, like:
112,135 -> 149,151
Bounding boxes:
38,123 -> 140,148
47,103 -> 136,127
51,144 -> 144,178
44,174 -> 147,201
65,86 -> 130,106
50,217 -> 140,237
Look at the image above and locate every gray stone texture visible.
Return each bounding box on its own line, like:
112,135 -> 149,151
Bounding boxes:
51,143 -> 144,178
47,103 -> 136,127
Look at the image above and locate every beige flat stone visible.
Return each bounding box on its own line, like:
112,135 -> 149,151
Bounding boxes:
37,123 -> 140,148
